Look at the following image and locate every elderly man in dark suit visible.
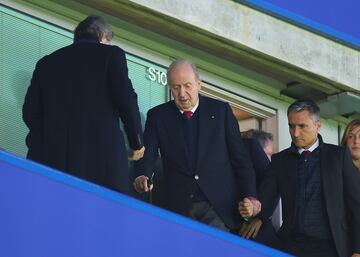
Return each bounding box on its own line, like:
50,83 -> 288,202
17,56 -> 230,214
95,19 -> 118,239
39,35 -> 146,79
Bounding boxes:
257,99 -> 360,257
23,15 -> 144,194
133,59 -> 260,231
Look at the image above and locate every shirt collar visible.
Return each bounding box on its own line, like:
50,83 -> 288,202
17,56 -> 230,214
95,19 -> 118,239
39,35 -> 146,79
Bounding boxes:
298,138 -> 319,155
179,99 -> 199,114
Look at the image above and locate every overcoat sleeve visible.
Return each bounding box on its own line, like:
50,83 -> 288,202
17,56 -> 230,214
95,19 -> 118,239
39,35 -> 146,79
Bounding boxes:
108,46 -> 143,150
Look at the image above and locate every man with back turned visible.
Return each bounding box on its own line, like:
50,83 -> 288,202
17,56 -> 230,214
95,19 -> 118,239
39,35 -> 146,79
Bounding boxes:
23,15 -> 144,194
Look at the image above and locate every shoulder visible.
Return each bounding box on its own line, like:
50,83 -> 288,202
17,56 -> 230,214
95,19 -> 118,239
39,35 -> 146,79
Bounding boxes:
37,45 -> 69,64
83,44 -> 127,58
271,147 -> 294,162
47,43 -> 76,57
200,95 -> 228,107
200,96 -> 231,116
74,43 -> 125,56
321,143 -> 345,153
103,45 -> 125,57
37,44 -> 77,65
148,101 -> 174,116
109,44 -> 124,52
320,142 -> 344,157
321,142 -> 341,151
35,51 -> 60,70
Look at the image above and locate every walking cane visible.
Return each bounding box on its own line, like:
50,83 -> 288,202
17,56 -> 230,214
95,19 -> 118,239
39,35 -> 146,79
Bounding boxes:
147,173 -> 154,204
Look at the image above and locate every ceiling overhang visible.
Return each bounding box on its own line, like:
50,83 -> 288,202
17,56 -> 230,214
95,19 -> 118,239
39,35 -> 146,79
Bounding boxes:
318,92 -> 360,119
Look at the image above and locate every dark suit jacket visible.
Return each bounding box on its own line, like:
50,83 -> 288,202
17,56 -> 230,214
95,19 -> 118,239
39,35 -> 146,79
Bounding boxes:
23,39 -> 143,194
258,135 -> 360,257
139,96 -> 256,229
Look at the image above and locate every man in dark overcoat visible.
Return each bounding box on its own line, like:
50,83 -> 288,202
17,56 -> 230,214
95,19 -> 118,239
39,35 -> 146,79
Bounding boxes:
23,15 -> 144,194
258,99 -> 360,257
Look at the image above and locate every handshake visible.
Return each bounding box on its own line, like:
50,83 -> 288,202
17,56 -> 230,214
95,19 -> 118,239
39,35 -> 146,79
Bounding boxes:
238,197 -> 261,219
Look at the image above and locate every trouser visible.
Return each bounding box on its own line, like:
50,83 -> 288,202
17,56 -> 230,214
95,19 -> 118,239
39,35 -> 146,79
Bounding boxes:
188,201 -> 229,232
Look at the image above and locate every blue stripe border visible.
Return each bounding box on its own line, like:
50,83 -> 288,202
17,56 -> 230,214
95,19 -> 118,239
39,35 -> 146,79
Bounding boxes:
235,0 -> 360,50
0,150 -> 290,256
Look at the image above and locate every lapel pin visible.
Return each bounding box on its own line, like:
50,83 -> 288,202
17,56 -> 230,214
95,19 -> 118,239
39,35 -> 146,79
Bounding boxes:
211,115 -> 215,119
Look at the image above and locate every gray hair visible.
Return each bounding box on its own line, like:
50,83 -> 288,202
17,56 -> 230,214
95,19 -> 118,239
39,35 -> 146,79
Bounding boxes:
167,59 -> 200,83
241,129 -> 273,149
287,99 -> 320,123
74,15 -> 113,42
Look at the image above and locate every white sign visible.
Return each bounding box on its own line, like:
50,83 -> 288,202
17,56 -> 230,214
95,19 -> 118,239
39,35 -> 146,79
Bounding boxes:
147,67 -> 167,86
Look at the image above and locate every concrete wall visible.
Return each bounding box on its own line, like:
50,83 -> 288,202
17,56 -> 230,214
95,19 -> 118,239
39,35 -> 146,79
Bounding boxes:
129,0 -> 359,92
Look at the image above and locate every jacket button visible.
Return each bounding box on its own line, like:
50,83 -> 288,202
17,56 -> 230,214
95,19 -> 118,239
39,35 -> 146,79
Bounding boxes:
194,175 -> 199,180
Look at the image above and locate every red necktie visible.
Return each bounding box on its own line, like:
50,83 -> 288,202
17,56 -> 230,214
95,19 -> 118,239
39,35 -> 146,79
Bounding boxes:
302,150 -> 311,159
183,111 -> 193,120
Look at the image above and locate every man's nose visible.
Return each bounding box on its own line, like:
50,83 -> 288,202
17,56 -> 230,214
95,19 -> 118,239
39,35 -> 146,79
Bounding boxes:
178,86 -> 185,97
293,127 -> 300,137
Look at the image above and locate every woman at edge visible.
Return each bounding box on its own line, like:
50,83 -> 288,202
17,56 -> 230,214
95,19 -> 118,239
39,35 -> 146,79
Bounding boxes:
341,119 -> 360,171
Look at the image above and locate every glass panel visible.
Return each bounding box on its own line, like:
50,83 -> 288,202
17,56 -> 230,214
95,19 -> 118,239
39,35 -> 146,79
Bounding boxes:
0,7 -> 168,157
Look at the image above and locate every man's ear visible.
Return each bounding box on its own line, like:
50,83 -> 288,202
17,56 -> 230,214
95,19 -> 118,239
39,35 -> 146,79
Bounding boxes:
316,120 -> 322,131
100,35 -> 109,44
197,80 -> 202,90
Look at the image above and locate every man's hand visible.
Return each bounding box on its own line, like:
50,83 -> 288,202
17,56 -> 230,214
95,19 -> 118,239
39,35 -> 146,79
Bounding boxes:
238,197 -> 261,218
239,218 -> 263,239
351,253 -> 360,257
133,175 -> 153,193
128,146 -> 145,161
